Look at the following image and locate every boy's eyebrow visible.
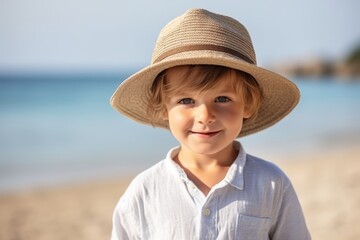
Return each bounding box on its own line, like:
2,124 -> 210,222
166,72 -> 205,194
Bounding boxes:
170,89 -> 237,97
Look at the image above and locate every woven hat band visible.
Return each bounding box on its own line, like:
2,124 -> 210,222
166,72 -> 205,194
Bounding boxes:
153,44 -> 255,64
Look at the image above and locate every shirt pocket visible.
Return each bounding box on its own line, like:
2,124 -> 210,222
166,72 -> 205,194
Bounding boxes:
234,215 -> 270,240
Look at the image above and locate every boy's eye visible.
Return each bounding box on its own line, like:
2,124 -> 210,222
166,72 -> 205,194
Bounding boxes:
215,96 -> 231,103
178,98 -> 194,104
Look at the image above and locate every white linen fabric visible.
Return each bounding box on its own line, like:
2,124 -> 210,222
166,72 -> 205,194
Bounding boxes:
111,141 -> 311,240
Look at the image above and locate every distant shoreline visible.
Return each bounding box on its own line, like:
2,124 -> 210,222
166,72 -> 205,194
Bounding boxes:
269,58 -> 360,80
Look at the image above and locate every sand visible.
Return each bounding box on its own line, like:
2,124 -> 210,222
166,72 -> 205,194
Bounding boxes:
280,146 -> 360,240
0,145 -> 359,240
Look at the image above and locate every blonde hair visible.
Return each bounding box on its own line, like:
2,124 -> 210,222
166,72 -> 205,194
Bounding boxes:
148,65 -> 263,125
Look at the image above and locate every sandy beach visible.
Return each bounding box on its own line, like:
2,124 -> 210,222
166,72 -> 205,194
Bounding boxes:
0,145 -> 359,240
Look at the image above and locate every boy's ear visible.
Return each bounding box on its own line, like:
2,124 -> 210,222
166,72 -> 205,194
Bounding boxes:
243,107 -> 253,119
161,110 -> 169,120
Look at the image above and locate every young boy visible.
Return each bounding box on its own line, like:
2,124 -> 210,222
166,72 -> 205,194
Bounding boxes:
110,9 -> 311,240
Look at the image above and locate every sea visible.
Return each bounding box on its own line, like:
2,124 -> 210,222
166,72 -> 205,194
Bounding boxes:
0,71 -> 359,194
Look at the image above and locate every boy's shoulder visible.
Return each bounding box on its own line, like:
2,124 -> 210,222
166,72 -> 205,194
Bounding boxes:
245,154 -> 291,183
120,158 -> 175,200
128,159 -> 169,187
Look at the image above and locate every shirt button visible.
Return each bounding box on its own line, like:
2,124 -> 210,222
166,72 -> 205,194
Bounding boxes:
203,208 -> 211,216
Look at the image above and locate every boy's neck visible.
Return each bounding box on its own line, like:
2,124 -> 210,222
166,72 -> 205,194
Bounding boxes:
174,142 -> 238,196
176,143 -> 238,170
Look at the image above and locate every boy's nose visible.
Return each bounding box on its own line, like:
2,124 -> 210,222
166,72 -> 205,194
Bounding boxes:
195,104 -> 216,125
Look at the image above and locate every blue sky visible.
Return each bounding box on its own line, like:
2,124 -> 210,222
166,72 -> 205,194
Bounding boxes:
0,0 -> 359,72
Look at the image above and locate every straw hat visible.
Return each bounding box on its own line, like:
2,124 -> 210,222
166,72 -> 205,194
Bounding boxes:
110,8 -> 300,137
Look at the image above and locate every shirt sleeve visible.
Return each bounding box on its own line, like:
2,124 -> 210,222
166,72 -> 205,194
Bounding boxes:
270,177 -> 311,240
110,197 -> 140,240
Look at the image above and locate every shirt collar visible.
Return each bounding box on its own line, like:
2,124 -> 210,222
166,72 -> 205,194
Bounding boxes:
164,141 -> 247,190
165,146 -> 189,182
223,141 -> 246,190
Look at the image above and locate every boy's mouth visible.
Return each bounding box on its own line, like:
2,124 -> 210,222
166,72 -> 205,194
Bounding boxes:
190,131 -> 221,138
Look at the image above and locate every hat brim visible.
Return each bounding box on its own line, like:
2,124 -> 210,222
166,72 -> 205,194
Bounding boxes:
110,50 -> 300,137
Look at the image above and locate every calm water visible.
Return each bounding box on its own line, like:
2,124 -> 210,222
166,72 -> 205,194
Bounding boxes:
0,72 -> 359,193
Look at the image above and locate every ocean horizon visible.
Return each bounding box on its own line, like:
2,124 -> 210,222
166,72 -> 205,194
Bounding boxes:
1,72 -> 359,194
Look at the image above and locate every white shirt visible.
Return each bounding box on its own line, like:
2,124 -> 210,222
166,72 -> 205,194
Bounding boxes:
111,141 -> 311,240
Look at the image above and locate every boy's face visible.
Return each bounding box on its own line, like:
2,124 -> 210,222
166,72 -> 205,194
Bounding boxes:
163,67 -> 251,158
